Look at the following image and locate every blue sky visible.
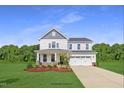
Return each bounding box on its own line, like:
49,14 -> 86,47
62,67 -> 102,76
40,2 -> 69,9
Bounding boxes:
0,5 -> 123,47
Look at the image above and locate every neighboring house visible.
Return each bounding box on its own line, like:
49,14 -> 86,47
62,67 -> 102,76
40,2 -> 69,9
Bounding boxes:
35,29 -> 96,66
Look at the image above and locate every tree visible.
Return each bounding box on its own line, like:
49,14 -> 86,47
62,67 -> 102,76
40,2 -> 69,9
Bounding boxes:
120,44 -> 124,60
60,53 -> 70,67
111,44 -> 122,60
0,45 -> 19,63
93,43 -> 111,61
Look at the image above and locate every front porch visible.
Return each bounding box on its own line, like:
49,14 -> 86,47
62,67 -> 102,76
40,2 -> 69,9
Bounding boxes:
35,49 -> 70,66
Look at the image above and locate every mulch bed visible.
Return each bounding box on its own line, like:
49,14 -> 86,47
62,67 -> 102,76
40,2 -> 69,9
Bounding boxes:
25,67 -> 72,72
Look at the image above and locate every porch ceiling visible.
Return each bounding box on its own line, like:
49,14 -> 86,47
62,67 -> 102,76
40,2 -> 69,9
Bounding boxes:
34,49 -> 70,54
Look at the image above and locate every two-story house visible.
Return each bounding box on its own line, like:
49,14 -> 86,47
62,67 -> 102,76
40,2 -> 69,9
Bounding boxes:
35,29 -> 96,66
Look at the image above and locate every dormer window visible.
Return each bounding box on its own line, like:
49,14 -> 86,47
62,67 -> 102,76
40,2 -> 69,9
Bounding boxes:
52,31 -> 56,36
86,44 -> 89,50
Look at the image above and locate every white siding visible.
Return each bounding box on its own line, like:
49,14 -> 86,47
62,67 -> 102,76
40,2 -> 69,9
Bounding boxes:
39,39 -> 68,50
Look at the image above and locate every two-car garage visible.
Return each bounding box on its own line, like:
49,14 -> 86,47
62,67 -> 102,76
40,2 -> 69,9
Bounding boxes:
69,52 -> 96,66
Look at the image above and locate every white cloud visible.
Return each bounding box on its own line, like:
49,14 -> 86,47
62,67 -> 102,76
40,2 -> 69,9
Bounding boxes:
61,12 -> 83,24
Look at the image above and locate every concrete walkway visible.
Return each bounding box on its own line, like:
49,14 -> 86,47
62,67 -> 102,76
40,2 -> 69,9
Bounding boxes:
71,66 -> 124,88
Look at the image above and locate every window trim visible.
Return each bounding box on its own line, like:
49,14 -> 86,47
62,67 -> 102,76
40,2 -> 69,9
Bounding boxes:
51,54 -> 55,62
57,43 -> 59,48
77,44 -> 81,50
49,43 -> 51,48
43,54 -> 47,62
69,44 -> 72,49
86,43 -> 89,50
52,41 -> 56,48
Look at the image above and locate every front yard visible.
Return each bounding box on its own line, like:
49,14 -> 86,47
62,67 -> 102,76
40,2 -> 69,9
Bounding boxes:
0,64 -> 84,88
98,61 -> 124,75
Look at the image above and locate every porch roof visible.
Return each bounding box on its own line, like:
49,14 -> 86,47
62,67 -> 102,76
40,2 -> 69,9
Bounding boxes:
34,49 -> 70,54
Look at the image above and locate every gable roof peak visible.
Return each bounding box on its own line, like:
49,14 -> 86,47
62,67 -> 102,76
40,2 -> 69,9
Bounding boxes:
39,28 -> 68,40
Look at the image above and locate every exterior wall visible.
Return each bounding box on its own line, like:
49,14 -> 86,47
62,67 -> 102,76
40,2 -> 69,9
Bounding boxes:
68,42 -> 92,50
39,39 -> 68,50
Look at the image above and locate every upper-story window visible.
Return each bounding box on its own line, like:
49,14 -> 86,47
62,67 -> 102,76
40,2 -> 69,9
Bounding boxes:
77,44 -> 80,50
69,44 -> 72,49
52,31 -> 56,36
86,44 -> 89,50
49,43 -> 51,48
52,41 -> 56,48
57,43 -> 59,48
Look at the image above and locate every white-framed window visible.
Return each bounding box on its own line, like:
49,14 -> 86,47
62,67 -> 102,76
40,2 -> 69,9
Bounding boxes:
43,54 -> 47,62
52,31 -> 56,36
86,56 -> 91,58
77,44 -> 80,50
57,43 -> 59,48
52,41 -> 56,48
86,44 -> 89,50
51,54 -> 55,62
69,44 -> 72,49
49,43 -> 51,48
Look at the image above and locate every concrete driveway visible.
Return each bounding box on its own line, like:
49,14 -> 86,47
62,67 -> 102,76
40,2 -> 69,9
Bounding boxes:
71,66 -> 124,88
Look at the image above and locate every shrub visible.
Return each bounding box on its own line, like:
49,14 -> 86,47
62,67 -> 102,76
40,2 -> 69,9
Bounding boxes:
35,65 -> 39,68
47,65 -> 52,69
24,68 -> 27,71
53,65 -> 57,68
42,65 -> 46,68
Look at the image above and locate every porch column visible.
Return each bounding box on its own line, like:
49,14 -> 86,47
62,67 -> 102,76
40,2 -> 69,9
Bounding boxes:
55,53 -> 57,62
36,52 -> 39,65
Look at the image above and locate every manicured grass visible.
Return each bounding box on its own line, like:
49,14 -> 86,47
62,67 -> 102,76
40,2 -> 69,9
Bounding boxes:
0,64 -> 84,88
98,61 -> 124,75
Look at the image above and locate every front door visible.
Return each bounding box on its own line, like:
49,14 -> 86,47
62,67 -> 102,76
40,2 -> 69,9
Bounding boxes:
51,54 -> 55,62
43,54 -> 47,62
60,56 -> 63,64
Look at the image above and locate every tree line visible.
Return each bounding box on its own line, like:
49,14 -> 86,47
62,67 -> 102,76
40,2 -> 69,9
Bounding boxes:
93,43 -> 124,62
0,43 -> 123,63
0,45 -> 39,63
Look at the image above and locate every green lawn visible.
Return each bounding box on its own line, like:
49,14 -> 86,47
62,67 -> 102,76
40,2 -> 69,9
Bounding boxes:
0,64 -> 84,88
98,61 -> 124,75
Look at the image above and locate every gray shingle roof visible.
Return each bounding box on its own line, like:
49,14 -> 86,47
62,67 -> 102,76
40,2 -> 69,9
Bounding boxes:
69,38 -> 93,42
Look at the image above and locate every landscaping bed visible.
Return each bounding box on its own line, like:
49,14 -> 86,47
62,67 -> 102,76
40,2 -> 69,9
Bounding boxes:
25,65 -> 72,72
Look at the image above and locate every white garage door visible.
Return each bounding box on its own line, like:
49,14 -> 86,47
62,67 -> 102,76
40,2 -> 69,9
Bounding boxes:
69,56 -> 92,66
